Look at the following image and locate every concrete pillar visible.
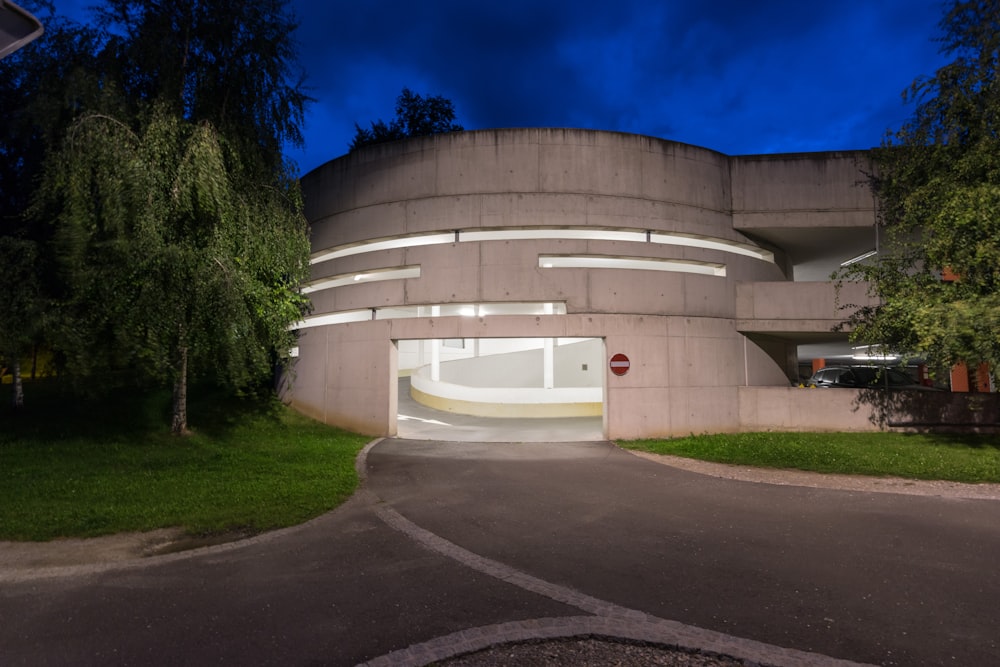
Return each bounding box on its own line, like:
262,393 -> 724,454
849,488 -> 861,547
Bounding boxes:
431,305 -> 440,382
543,338 -> 554,389
543,302 -> 554,389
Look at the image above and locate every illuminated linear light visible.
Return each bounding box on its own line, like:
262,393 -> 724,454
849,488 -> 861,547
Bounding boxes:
460,228 -> 646,243
538,255 -> 726,277
649,232 -> 773,262
293,302 -> 567,331
851,345 -> 899,362
379,302 -> 567,319
301,266 -> 420,295
310,233 -> 455,265
292,310 -> 372,330
310,227 -> 773,266
840,249 -> 877,267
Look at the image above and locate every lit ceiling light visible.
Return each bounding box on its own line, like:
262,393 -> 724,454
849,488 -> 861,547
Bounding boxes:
840,250 -> 877,267
851,345 -> 899,362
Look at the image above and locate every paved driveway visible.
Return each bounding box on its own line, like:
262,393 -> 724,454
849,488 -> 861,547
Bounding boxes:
2,439 -> 998,666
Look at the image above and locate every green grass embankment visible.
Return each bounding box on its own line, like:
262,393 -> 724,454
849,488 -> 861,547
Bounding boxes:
621,431 -> 1000,484
0,383 -> 370,541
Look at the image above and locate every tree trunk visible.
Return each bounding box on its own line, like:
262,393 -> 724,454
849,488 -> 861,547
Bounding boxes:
12,358 -> 23,410
171,345 -> 190,435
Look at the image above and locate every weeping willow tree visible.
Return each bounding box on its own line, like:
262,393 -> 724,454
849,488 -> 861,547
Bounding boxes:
38,108 -> 309,434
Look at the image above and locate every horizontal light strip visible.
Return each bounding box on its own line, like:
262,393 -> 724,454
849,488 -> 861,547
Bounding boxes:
301,266 -> 420,295
310,227 -> 773,265
461,228 -> 647,243
650,232 -> 773,262
293,302 -> 567,331
539,255 -> 726,277
294,310 -> 372,329
840,249 -> 877,267
311,232 -> 454,264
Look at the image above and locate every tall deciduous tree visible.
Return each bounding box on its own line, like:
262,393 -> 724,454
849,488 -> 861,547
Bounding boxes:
351,88 -> 463,150
39,109 -> 309,434
0,5 -> 106,408
838,0 -> 1000,380
96,0 -> 309,177
25,0 -> 312,433
0,237 -> 41,409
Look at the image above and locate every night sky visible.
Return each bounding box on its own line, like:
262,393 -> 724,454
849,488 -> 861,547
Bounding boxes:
55,0 -> 952,176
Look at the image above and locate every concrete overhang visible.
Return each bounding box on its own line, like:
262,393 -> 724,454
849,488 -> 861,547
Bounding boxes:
736,281 -> 878,363
0,0 -> 43,59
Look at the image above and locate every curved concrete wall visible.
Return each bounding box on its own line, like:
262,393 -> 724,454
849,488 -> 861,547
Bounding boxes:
290,129 -> 871,437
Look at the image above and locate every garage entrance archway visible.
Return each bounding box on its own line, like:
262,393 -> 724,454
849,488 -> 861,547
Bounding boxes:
393,337 -> 606,442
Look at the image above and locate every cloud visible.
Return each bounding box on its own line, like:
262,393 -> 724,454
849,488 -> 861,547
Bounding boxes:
52,0 -> 953,173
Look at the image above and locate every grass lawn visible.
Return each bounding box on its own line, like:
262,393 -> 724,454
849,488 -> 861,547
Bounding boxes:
4,381 -> 998,543
0,382 -> 371,542
620,431 -> 1000,484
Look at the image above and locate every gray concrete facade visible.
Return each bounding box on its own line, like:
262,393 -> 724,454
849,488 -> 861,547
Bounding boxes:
289,129 -> 883,438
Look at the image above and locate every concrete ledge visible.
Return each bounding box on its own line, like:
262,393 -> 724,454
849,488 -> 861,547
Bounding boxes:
738,386 -> 1000,433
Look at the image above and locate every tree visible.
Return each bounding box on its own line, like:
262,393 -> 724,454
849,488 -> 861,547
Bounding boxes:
38,108 -> 309,434
0,237 -> 42,409
350,88 -> 463,151
95,0 -> 309,177
23,0 -> 313,433
838,0 -> 1000,381
0,4 -> 106,409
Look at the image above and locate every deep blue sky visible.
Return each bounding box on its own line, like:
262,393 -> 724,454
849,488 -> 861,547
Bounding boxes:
56,0 -> 952,176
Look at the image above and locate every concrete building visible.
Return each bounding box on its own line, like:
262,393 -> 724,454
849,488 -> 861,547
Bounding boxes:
287,128 -> 950,439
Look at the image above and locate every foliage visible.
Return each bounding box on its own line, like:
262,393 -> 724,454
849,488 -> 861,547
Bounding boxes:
95,0 -> 310,177
837,0 -> 1000,378
351,87 -> 463,150
0,237 -> 41,368
0,9 -> 109,406
3,0 -> 313,431
0,383 -> 370,541
35,108 -> 310,432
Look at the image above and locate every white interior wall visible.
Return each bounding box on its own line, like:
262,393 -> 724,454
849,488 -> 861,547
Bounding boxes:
434,338 -> 602,389
398,337 -> 595,374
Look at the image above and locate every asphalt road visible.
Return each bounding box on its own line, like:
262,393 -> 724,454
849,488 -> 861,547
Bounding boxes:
2,439 -> 998,666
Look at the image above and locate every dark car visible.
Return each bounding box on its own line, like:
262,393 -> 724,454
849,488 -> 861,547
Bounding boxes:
807,365 -> 940,390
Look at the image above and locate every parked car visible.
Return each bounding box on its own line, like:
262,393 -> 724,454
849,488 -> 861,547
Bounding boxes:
807,366 -> 941,390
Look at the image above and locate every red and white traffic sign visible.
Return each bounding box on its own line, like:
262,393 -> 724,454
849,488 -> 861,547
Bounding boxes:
609,353 -> 630,376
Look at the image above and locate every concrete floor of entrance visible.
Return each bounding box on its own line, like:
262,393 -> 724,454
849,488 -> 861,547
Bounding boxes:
396,378 -> 605,442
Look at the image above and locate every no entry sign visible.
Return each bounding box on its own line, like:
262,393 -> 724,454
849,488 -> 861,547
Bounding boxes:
609,353 -> 630,376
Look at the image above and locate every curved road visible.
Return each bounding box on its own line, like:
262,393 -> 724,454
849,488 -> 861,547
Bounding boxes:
2,439 -> 998,666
